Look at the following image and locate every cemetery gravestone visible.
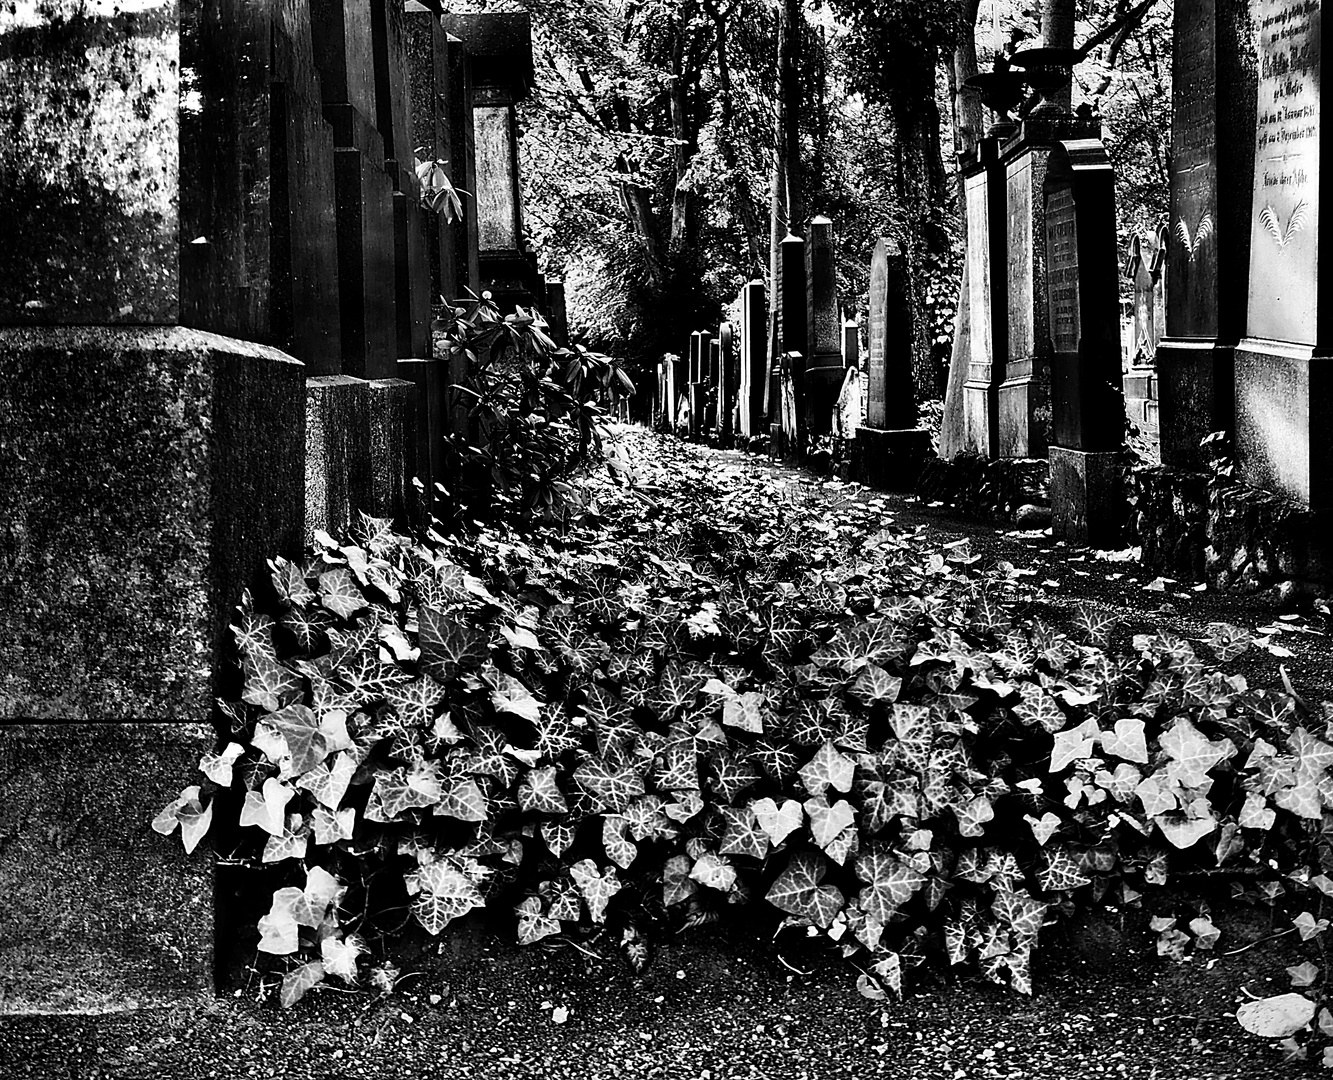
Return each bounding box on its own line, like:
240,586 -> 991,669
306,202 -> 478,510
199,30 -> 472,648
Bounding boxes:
1122,232 -> 1164,457
777,234 -> 807,452
959,138 -> 1010,457
1156,0 -> 1256,470
706,339 -> 721,433
1234,0 -> 1332,505
739,281 -> 767,437
804,216 -> 844,434
843,320 -> 859,370
1044,139 -> 1125,545
718,322 -> 736,442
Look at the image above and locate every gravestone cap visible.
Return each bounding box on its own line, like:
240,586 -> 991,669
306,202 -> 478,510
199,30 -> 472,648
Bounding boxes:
439,10 -> 534,96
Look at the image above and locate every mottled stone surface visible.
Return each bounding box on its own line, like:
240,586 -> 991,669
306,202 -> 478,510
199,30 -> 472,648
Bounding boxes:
0,0 -> 179,323
1049,446 -> 1126,548
367,378 -> 417,528
334,146 -> 400,378
0,722 -> 214,1013
0,327 -> 305,721
397,356 -> 447,524
803,217 -> 843,435
739,282 -> 766,437
306,375 -> 372,543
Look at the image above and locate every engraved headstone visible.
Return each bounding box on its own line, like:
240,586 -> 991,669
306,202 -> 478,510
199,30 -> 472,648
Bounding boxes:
778,234 -> 807,450
842,320 -> 859,370
804,216 -> 844,434
717,322 -> 736,441
863,239 -> 916,430
1156,0 -> 1256,469
739,281 -> 767,437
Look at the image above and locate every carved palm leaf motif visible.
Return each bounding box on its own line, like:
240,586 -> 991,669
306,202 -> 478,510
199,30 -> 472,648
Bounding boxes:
1260,200 -> 1309,249
1173,212 -> 1214,263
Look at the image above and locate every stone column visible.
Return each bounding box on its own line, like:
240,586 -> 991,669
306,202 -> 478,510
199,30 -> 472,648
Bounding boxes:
0,1 -> 308,1011
1123,232 -> 1162,460
688,331 -> 709,440
854,238 -> 930,489
1234,0 -> 1333,507
546,280 -> 570,347
778,233 -> 807,452
1156,0 -> 1255,471
719,322 -> 737,444
804,216 -> 843,435
1044,139 -> 1126,546
842,320 -> 860,370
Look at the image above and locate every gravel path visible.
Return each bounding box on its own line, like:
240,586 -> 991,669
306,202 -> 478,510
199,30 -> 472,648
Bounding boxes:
2,433 -> 1328,1079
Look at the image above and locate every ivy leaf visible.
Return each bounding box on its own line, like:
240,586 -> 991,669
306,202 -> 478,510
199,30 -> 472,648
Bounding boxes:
870,953 -> 903,999
1288,960 -> 1321,987
1190,916 -> 1221,950
854,850 -> 925,922
1153,810 -> 1217,849
751,797 -> 804,847
242,647 -> 302,713
602,815 -> 638,870
575,755 -> 647,813
542,820 -> 579,857
279,960 -> 325,1008
992,889 -> 1048,940
1037,846 -> 1091,892
1294,911 -> 1330,941
518,766 -> 569,814
419,607 -> 488,683
1013,685 -> 1066,733
270,556 -> 316,607
805,795 -> 857,850
311,806 -> 356,845
1274,777 -> 1322,819
239,777 -> 294,837
799,740 -> 856,796
1160,718 -> 1229,787
1049,719 -> 1099,773
663,854 -> 699,906
1093,762 -> 1142,803
384,678 -> 448,730
748,741 -> 801,784
622,794 -> 672,841
491,673 -> 543,724
656,738 -> 700,791
413,862 -> 486,935
722,690 -> 766,733
262,819 -> 309,863
766,851 -> 845,928
199,742 -> 245,787
1134,773 -> 1179,818
850,664 -> 901,706
321,934 -> 364,983
515,896 -> 562,945
1099,719 -> 1149,764
569,859 -> 622,923
707,752 -> 761,802
1291,726 -> 1333,777
318,568 -> 368,620
690,851 -> 737,892
953,795 -> 995,838
1238,791 -> 1277,830
435,778 -> 488,822
267,704 -> 329,777
718,805 -> 769,859
1025,812 -> 1062,846
296,751 -> 356,811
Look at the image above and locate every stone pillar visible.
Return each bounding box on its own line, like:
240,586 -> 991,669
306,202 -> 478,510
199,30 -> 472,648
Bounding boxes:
406,4 -> 451,305
736,282 -> 766,438
719,321 -> 737,443
804,216 -> 843,435
546,280 -> 570,347
688,331 -> 709,441
778,234 -> 807,451
440,11 -> 539,313
1234,0 -> 1333,506
1156,0 -> 1255,471
958,137 -> 1009,458
0,1 -> 309,1011
855,238 -> 929,490
706,338 -> 722,434
1123,232 -> 1162,459
842,320 -> 859,370
1044,139 -> 1126,546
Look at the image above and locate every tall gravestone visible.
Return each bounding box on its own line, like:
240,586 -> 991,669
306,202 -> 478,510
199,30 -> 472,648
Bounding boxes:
718,322 -> 736,443
0,1 -> 308,1011
688,330 -> 707,440
777,233 -> 807,452
959,137 -> 1010,457
1233,0 -> 1332,505
842,320 -> 860,370
855,239 -> 929,489
1156,0 -> 1257,471
804,216 -> 844,434
1122,231 -> 1164,457
739,281 -> 767,437
1045,140 -> 1125,545
706,338 -> 722,433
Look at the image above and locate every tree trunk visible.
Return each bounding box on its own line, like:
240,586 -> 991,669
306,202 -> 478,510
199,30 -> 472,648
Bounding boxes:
714,7 -> 766,280
781,0 -> 806,231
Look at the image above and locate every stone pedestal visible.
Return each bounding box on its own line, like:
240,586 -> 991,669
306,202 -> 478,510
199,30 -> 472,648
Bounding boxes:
306,374 -> 373,542
1049,447 -> 1124,547
1156,0 -> 1255,470
0,326 -> 305,1011
959,138 -> 1009,458
852,427 -> 932,492
368,377 -> 418,527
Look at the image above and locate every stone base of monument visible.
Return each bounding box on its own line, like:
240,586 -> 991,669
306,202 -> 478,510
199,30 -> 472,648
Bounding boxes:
1155,339 -> 1234,471
367,378 -> 418,528
998,361 -> 1050,459
0,723 -> 215,1013
851,427 -> 932,492
961,378 -> 1000,459
398,357 -> 448,522
1121,365 -> 1160,460
1234,339 -> 1333,508
1049,446 -> 1126,548
307,375 -> 373,543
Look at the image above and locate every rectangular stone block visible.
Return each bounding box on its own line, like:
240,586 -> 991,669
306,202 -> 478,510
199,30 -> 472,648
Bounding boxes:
398,356 -> 447,521
851,427 -> 931,491
311,0 -> 379,119
306,374 -> 372,543
1049,445 -> 1126,548
0,327 -> 305,721
334,146 -> 400,378
0,722 -> 214,1013
394,190 -> 434,358
367,378 -> 418,528
1157,339 -> 1235,469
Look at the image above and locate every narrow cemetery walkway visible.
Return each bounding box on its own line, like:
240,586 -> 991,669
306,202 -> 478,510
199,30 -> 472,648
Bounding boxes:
2,427 -> 1327,1080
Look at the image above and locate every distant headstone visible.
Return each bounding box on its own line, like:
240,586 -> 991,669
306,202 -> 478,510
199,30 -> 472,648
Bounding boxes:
1234,0 -> 1333,505
842,320 -> 859,370
804,217 -> 843,434
1044,139 -> 1125,546
739,281 -> 766,437
778,234 -> 807,450
706,338 -> 721,432
863,239 -> 916,429
546,280 -> 569,347
718,322 -> 735,442
1156,0 -> 1255,470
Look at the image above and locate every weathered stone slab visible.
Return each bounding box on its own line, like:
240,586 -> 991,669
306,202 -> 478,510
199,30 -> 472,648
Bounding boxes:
0,722 -> 214,1013
334,146 -> 400,378
1049,446 -> 1126,547
851,427 -> 932,492
0,327 -> 305,721
311,0 -> 378,120
865,239 -> 916,430
367,378 -> 418,528
0,1 -> 179,323
804,217 -> 843,434
842,320 -> 859,371
546,281 -> 570,347
306,375 -> 372,543
397,356 -> 447,523
739,282 -> 767,437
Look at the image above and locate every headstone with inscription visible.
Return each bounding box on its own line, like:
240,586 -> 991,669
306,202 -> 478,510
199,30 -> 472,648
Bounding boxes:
805,217 -> 844,434
688,331 -> 708,440
777,234 -> 807,453
739,281 -> 767,437
956,137 -> 1010,457
717,322 -> 735,442
1156,0 -> 1256,470
706,338 -> 721,433
1044,139 -> 1125,545
854,238 -> 930,489
1234,0 -> 1333,505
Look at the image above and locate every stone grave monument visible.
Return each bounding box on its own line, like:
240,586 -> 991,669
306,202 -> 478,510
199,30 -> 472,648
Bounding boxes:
718,322 -> 736,443
804,216 -> 844,434
1044,139 -> 1126,545
738,281 -> 767,437
776,233 -> 807,453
